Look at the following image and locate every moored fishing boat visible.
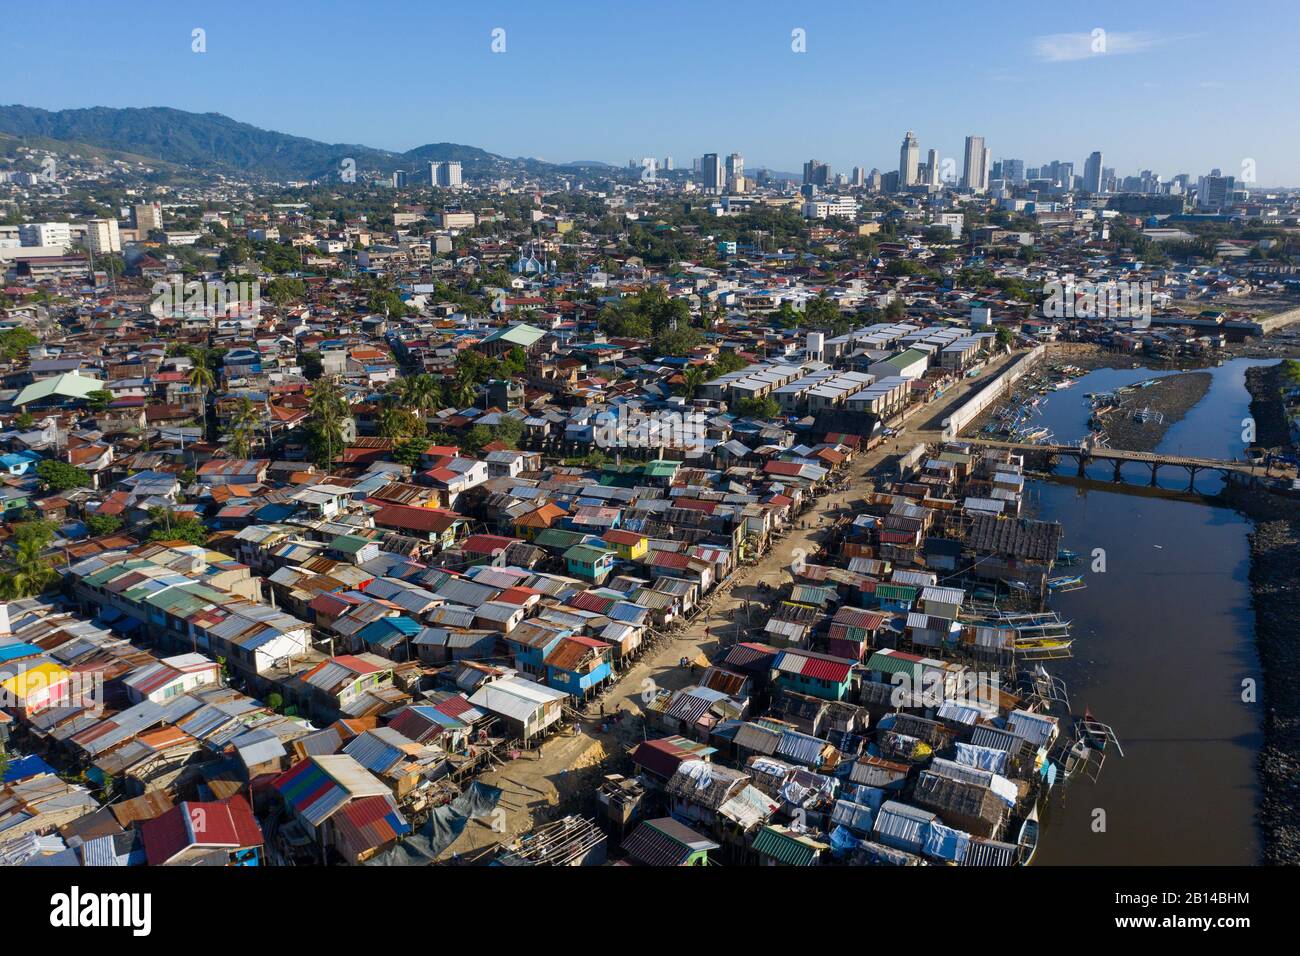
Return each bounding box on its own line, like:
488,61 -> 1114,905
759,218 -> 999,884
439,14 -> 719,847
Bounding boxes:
1017,805 -> 1040,865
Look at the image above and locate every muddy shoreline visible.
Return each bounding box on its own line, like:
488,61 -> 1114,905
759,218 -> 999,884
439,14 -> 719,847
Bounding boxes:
1234,364 -> 1300,865
1091,371 -> 1212,453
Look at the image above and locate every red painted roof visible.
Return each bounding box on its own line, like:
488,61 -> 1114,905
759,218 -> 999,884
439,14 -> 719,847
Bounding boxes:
373,503 -> 460,534
141,795 -> 262,864
462,534 -> 517,554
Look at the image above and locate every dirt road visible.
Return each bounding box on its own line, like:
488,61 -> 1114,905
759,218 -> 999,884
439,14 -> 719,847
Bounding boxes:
441,349 -> 1020,857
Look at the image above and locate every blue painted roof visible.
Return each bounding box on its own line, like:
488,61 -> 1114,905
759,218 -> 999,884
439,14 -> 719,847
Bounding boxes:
0,642 -> 42,663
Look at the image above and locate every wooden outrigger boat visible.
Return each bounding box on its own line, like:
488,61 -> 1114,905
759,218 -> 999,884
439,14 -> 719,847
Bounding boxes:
1058,707 -> 1125,782
1047,574 -> 1086,592
1017,805 -> 1040,865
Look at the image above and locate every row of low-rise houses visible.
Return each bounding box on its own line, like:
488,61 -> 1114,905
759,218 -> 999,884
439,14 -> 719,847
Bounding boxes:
1,160 -> 1292,867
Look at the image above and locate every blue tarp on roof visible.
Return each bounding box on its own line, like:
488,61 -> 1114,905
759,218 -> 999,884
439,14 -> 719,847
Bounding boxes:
3,753 -> 55,783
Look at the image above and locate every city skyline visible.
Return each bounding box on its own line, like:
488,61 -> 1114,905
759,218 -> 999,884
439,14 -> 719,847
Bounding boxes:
4,0 -> 1300,186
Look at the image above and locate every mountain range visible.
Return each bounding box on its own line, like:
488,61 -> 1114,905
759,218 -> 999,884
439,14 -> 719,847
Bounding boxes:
0,105 -> 583,182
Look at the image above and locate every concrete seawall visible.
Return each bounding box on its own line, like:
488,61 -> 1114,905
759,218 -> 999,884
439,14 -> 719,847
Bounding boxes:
942,345 -> 1046,438
1258,306 -> 1300,334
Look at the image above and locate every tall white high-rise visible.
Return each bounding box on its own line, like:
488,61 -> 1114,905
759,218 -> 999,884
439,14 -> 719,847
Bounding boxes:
962,136 -> 989,192
1083,151 -> 1105,193
86,218 -> 121,255
19,222 -> 72,248
726,153 -> 744,191
899,132 -> 920,187
926,149 -> 941,186
429,161 -> 463,187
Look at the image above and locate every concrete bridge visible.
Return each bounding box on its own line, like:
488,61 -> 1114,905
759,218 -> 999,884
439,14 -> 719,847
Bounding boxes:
966,438 -> 1274,490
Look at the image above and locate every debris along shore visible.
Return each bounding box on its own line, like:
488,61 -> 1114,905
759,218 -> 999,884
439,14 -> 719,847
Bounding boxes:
1236,360 -> 1300,864
1248,512 -> 1300,865
1088,371 -> 1212,453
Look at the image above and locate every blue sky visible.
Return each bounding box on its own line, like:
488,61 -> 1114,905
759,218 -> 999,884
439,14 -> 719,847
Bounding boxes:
6,0 -> 1300,185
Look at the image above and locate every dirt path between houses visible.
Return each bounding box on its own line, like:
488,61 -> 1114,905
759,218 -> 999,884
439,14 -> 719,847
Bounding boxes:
439,349 -> 1022,859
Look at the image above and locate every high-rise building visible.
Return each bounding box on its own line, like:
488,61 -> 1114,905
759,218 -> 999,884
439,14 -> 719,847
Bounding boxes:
726,153 -> 744,191
1002,159 -> 1026,184
926,148 -> 941,186
803,159 -> 829,187
726,153 -> 744,181
133,202 -> 163,233
664,156 -> 674,171
701,153 -> 724,193
86,218 -> 121,255
962,136 -> 989,192
1083,151 -> 1104,194
392,170 -> 408,188
429,161 -> 463,187
19,221 -> 72,248
851,166 -> 865,187
1198,172 -> 1236,209
899,132 -> 920,187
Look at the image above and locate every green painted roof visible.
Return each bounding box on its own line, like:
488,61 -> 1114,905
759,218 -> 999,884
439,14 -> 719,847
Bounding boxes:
642,460 -> 681,478
13,372 -> 106,406
565,544 -> 615,563
534,528 -> 586,550
330,534 -> 373,554
884,348 -> 929,369
751,826 -> 821,866
481,323 -> 546,347
874,584 -> 918,602
865,651 -> 922,677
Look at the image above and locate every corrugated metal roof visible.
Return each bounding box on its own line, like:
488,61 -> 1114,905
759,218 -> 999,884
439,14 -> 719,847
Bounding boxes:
751,825 -> 821,866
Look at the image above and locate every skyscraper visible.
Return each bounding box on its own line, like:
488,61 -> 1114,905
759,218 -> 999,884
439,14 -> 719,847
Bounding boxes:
429,161 -> 463,187
803,159 -> 829,187
701,153 -> 723,193
926,149 -> 941,186
962,136 -> 988,192
1083,151 -> 1104,193
1002,159 -> 1026,184
899,132 -> 920,187
726,153 -> 744,191
1198,171 -> 1236,209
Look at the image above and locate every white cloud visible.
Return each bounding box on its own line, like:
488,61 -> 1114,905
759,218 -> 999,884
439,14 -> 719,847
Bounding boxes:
1032,31 -> 1163,63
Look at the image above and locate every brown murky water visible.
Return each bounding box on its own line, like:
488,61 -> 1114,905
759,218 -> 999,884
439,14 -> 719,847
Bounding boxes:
1026,360 -> 1269,865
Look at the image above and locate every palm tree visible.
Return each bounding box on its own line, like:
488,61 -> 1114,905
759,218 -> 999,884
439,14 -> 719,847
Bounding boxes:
226,396 -> 260,458
188,351 -> 216,438
376,393 -> 423,440
308,376 -> 349,467
0,539 -> 57,599
396,373 -> 441,418
446,373 -> 477,410
679,366 -> 708,400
